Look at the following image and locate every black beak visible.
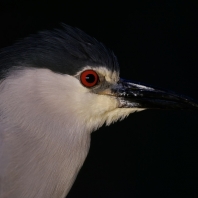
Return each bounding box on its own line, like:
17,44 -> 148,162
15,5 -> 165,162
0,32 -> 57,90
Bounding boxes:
113,79 -> 198,110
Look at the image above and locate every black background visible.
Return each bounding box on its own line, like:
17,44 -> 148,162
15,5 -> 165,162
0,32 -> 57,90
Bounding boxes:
0,1 -> 198,197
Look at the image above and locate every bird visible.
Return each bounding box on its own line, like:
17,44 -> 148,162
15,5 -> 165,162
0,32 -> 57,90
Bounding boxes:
0,24 -> 197,198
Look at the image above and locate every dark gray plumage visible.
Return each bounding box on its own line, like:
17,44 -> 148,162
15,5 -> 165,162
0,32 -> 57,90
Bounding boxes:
0,24 -> 119,79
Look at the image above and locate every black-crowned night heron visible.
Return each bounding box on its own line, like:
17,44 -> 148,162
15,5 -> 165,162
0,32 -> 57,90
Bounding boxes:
0,24 -> 197,198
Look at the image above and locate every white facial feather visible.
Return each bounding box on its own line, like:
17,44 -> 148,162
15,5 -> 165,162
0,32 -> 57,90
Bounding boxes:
0,67 -> 138,132
0,67 -> 140,198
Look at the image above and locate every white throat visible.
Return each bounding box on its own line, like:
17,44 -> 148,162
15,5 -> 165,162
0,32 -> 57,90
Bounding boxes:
0,67 -> 138,197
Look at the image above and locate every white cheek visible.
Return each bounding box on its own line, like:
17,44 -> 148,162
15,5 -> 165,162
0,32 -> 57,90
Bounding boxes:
1,68 -> 142,135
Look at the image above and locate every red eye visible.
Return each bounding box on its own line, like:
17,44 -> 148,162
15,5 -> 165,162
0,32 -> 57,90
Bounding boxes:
80,70 -> 99,88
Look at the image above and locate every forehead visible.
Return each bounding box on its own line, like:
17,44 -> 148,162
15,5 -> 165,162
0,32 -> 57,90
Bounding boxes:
74,66 -> 120,84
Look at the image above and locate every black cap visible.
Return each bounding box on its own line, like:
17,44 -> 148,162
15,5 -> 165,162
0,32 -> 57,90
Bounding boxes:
0,24 -> 119,79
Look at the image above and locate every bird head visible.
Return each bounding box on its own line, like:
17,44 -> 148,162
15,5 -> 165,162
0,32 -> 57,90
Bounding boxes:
0,24 -> 197,135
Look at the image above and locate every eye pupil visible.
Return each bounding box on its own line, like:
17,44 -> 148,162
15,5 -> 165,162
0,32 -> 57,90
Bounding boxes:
85,74 -> 95,83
